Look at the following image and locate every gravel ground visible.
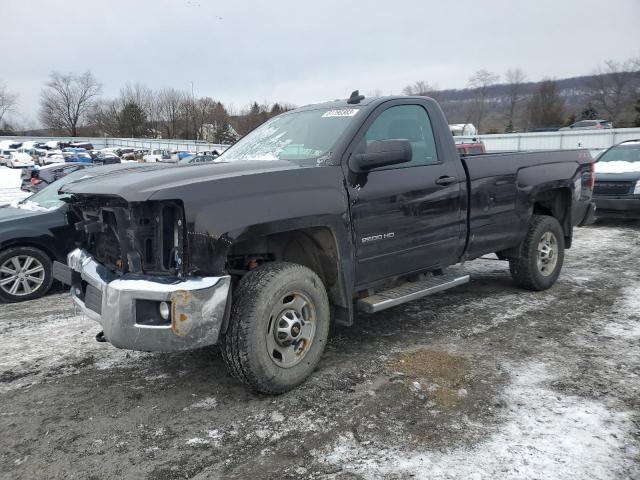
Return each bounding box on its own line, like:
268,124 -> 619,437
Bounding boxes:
0,221 -> 639,480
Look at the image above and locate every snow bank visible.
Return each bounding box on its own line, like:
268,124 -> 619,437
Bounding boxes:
0,166 -> 29,205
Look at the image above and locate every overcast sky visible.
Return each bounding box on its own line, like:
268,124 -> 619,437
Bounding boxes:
1,0 -> 639,126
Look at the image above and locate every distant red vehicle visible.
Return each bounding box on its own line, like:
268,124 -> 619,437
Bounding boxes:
456,141 -> 486,156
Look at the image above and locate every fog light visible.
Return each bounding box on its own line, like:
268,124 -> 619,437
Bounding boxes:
159,301 -> 171,320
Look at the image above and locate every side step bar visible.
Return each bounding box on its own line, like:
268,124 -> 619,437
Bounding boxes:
356,273 -> 470,313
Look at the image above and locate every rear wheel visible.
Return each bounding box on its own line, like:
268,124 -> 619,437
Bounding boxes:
0,247 -> 53,302
509,215 -> 564,291
220,262 -> 330,394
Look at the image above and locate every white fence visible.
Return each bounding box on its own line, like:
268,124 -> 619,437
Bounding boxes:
0,136 -> 228,153
3,127 -> 640,155
458,127 -> 640,153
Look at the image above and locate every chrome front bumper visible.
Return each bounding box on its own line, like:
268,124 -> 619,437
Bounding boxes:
54,248 -> 231,352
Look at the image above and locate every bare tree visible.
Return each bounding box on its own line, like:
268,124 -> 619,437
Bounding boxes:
39,71 -> 101,136
402,81 -> 439,97
527,79 -> 565,129
503,68 -> 527,131
157,88 -> 185,139
467,69 -> 499,132
587,58 -> 640,123
0,81 -> 18,125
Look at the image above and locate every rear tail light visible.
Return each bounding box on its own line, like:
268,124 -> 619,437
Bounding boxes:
31,178 -> 41,185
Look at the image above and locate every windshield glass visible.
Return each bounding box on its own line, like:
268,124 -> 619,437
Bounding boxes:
220,107 -> 361,163
598,143 -> 640,163
26,169 -> 95,209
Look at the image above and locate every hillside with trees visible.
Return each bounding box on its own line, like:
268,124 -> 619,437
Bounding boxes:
0,57 -> 638,139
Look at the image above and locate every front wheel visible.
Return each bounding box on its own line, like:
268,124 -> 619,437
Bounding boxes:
0,247 -> 54,302
220,262 -> 330,394
509,215 -> 565,291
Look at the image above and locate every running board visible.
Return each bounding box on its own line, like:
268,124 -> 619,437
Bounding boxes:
356,274 -> 470,313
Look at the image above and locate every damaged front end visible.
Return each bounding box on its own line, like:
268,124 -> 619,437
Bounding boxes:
53,195 -> 231,352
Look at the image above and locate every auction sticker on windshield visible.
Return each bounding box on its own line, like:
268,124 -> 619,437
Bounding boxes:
322,109 -> 359,118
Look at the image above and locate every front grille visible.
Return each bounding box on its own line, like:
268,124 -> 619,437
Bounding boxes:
593,181 -> 634,196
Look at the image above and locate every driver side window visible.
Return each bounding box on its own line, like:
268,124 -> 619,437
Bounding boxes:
364,105 -> 438,167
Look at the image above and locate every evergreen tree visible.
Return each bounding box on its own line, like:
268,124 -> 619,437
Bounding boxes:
118,101 -> 147,137
505,120 -> 515,133
580,103 -> 598,120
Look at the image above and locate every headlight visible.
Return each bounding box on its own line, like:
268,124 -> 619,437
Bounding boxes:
634,180 -> 640,195
67,248 -> 89,272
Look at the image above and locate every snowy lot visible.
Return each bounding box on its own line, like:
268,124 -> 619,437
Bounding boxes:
0,166 -> 30,205
0,211 -> 639,478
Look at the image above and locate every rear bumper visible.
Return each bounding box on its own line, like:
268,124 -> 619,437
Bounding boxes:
54,248 -> 231,352
593,196 -> 640,219
578,201 -> 597,226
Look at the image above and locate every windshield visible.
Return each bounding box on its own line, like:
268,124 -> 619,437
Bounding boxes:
219,107 -> 361,163
598,143 -> 640,163
26,169 -> 95,209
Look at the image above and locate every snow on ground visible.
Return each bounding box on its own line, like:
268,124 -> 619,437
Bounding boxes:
0,297 -> 155,393
319,361 -> 637,480
0,166 -> 29,205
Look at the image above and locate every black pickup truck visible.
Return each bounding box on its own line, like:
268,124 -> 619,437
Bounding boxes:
54,93 -> 596,393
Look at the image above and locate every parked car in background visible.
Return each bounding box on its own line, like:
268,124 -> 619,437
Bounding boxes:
6,152 -> 35,168
0,149 -> 17,164
94,152 -> 121,165
143,149 -> 172,162
560,119 -> 613,131
21,163 -> 91,193
455,138 -> 486,156
62,148 -> 92,163
69,142 -> 94,150
178,154 -> 218,165
39,150 -> 65,166
593,140 -> 640,218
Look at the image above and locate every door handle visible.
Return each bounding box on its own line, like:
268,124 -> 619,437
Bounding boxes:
435,176 -> 456,186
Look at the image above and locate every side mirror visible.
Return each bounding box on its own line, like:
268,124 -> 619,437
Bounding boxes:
350,139 -> 412,172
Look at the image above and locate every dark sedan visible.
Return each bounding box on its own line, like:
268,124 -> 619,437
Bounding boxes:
593,140 -> 640,218
0,163 -> 167,302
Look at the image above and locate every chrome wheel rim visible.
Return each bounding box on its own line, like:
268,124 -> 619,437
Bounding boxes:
266,291 -> 316,368
537,231 -> 558,277
0,255 -> 45,296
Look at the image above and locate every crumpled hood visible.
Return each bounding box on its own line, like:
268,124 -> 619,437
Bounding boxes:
61,160 -> 303,202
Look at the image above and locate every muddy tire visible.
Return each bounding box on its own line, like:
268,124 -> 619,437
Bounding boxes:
220,262 -> 330,394
509,215 -> 564,291
0,246 -> 53,302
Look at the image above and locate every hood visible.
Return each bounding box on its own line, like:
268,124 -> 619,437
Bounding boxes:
595,161 -> 640,182
0,204 -> 48,221
61,159 -> 304,202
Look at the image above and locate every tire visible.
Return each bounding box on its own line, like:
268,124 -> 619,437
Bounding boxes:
220,262 -> 330,394
509,215 -> 565,291
0,247 -> 54,302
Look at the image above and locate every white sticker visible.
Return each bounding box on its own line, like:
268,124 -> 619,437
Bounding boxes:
322,108 -> 359,118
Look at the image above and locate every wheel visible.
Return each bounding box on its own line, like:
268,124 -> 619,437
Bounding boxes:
220,262 -> 330,394
0,247 -> 54,302
509,215 -> 565,291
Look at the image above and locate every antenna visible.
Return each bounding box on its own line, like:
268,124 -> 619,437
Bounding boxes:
347,90 -> 365,105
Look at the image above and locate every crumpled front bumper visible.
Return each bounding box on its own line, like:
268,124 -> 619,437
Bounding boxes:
53,249 -> 231,352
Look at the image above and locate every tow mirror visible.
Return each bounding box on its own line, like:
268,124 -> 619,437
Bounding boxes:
350,139 -> 412,172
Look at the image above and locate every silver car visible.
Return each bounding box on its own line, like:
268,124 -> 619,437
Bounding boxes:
560,119 -> 613,131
